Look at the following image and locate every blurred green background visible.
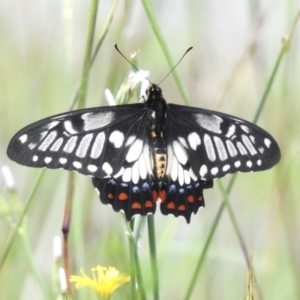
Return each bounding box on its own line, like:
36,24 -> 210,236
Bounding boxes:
0,0 -> 299,299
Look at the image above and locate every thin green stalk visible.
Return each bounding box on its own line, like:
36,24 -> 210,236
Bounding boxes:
0,169 -> 45,269
67,3 -> 99,298
75,0 -> 99,110
184,10 -> 300,300
90,0 -> 118,66
21,228 -> 52,298
124,220 -> 147,300
147,215 -> 159,300
140,0 -> 191,106
183,175 -> 235,300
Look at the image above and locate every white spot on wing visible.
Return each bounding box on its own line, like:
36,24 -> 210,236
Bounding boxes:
47,121 -> 59,130
132,161 -> 139,184
82,111 -> 115,131
189,168 -> 198,181
199,165 -> 208,177
178,164 -> 184,186
64,120 -> 78,134
50,137 -> 64,152
166,145 -> 173,176
122,168 -> 131,182
204,134 -> 216,162
142,144 -> 153,175
188,132 -> 201,150
246,161 -> 252,168
19,134 -> 28,144
241,125 -> 250,133
102,162 -> 113,175
173,140 -> 188,165
40,131 -> 48,140
170,157 -> 178,181
59,158 -> 67,164
242,135 -> 257,155
234,161 -> 241,168
225,124 -> 236,138
138,154 -> 147,180
222,164 -> 230,172
109,130 -> 124,148
87,164 -> 97,172
264,138 -> 271,148
236,142 -> 247,155
39,131 -> 57,151
76,133 -> 94,158
44,157 -> 52,164
113,167 -> 124,178
184,170 -> 191,184
91,132 -> 105,159
213,136 -> 228,161
211,167 -> 219,175
126,139 -> 143,162
257,159 -> 262,166
28,143 -> 37,150
178,136 -> 188,148
63,136 -> 78,153
73,161 -> 82,169
194,113 -> 223,134
32,155 -> 38,162
258,147 -> 264,154
125,135 -> 136,147
226,140 -> 238,157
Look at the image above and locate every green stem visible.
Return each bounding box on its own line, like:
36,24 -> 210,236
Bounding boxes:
140,0 -> 191,105
76,0 -> 99,110
0,169 -> 45,269
184,175 -> 235,300
90,0 -> 118,66
184,10 -> 300,299
125,219 -> 147,300
147,215 -> 159,300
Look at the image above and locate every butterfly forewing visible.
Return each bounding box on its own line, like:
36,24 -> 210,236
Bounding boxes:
166,104 -> 281,181
7,104 -> 150,179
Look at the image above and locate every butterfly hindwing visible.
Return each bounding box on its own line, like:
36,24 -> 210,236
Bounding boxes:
93,177 -> 158,220
159,179 -> 213,223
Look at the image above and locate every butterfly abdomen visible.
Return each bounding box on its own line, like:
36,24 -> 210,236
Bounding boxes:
146,84 -> 168,181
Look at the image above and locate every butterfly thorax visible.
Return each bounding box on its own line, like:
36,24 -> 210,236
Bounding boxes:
145,84 -> 168,180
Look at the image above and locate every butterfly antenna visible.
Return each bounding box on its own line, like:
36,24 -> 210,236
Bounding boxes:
157,46 -> 193,86
115,44 -> 151,84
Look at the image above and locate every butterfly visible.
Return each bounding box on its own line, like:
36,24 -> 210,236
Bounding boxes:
7,83 -> 281,223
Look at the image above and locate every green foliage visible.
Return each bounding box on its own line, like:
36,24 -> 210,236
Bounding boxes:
0,1 -> 299,299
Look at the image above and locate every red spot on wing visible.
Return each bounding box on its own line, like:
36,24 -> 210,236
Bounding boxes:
187,195 -> 194,203
145,200 -> 153,208
118,193 -> 128,201
167,202 -> 175,209
198,196 -> 203,201
132,202 -> 142,209
159,190 -> 166,202
152,190 -> 159,202
178,205 -> 186,211
108,193 -> 114,199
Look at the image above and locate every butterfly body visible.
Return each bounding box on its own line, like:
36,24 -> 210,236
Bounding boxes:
7,83 -> 280,223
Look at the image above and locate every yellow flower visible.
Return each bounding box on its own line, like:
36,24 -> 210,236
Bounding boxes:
70,265 -> 130,298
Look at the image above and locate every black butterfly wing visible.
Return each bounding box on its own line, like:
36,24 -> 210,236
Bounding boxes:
158,103 -> 280,222
7,104 -> 149,178
166,104 -> 280,181
7,104 -> 160,220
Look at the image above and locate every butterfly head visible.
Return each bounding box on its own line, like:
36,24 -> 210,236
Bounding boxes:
146,84 -> 163,100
